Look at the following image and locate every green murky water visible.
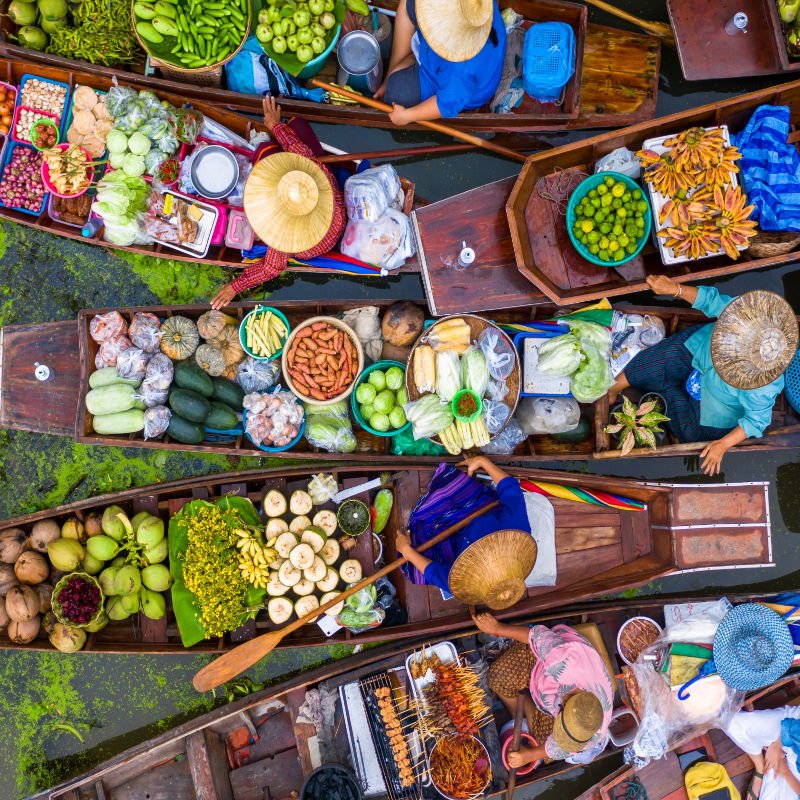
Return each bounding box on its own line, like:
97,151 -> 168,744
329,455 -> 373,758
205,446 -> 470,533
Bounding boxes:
2,6 -> 800,796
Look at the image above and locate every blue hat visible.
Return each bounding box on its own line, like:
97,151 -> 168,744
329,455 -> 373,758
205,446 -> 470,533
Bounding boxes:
713,603 -> 795,691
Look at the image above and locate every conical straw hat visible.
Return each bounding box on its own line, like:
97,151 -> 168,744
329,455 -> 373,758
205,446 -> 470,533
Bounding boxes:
417,0 -> 494,62
552,691 -> 603,753
243,152 -> 334,254
448,529 -> 537,610
710,290 -> 798,390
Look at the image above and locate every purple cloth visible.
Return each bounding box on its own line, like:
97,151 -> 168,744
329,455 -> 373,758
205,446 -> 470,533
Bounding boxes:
403,463 -> 497,584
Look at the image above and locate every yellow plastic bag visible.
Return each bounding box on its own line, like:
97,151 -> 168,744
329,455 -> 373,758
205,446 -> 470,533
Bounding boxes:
685,761 -> 741,800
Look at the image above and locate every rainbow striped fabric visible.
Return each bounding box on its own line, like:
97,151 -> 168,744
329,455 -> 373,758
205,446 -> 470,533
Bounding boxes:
519,479 -> 645,511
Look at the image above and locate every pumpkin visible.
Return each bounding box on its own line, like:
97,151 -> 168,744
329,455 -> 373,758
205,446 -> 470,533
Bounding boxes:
212,325 -> 245,366
221,363 -> 239,380
197,310 -> 228,341
195,343 -> 226,377
160,316 -> 200,361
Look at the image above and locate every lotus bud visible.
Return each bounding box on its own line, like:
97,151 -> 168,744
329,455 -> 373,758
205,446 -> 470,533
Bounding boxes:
47,539 -> 85,572
9,616 -> 40,644
131,511 -> 151,532
140,587 -> 166,620
98,566 -> 121,597
135,516 -> 164,549
0,564 -> 18,596
34,583 -> 53,614
49,623 -> 87,653
101,506 -> 130,541
61,518 -> 85,542
113,565 -> 141,596
143,538 -> 168,565
86,535 -> 120,562
42,610 -> 58,635
0,597 -> 9,630
84,513 -> 103,538
14,551 -> 49,584
82,553 -> 105,575
0,528 -> 27,564
5,585 -> 40,622
141,564 -> 173,592
30,520 -> 60,552
105,596 -> 131,621
85,612 -> 108,633
120,593 -> 140,615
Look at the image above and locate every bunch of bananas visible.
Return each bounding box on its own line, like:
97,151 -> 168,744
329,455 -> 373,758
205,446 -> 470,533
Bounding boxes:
235,530 -> 278,589
439,417 -> 491,455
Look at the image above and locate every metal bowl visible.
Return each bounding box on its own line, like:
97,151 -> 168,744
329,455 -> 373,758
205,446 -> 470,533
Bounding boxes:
189,144 -> 239,200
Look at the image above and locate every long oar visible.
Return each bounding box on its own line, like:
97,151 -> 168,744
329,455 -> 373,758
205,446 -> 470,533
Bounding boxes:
581,0 -> 675,46
192,500 -> 499,692
310,79 -> 528,164
506,691 -> 526,799
319,142 -> 476,164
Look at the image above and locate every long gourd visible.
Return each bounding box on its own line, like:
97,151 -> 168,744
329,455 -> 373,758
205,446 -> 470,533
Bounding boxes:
89,368 -> 142,390
91,410 -> 145,435
86,383 -> 142,416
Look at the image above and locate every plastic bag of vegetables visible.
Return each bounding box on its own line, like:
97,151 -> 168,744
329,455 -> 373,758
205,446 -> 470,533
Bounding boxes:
237,357 -> 279,394
336,584 -> 385,633
481,418 -> 526,455
536,333 -> 585,376
104,85 -> 138,119
435,350 -> 462,402
403,394 -> 454,440
308,473 -> 337,505
304,401 -> 357,453
461,346 -> 489,396
570,342 -> 613,403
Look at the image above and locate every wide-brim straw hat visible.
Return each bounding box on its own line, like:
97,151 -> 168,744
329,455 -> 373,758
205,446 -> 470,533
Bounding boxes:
417,0 -> 494,62
713,603 -> 795,691
552,691 -> 604,753
448,529 -> 537,611
243,152 -> 334,254
710,290 -> 798,390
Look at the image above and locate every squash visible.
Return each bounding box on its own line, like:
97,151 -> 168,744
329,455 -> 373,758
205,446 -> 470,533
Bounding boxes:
169,388 -> 211,423
212,377 -> 245,409
173,360 -> 214,397
159,316 -> 199,360
196,309 -> 229,341
89,368 -> 141,390
167,414 -> 204,444
211,325 -> 245,366
221,363 -> 239,380
205,402 -> 239,430
92,409 -> 145,435
195,343 -> 226,377
86,383 -> 139,416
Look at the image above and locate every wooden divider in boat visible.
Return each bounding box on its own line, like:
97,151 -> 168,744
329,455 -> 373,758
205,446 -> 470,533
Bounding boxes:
0,464 -> 773,653
3,300 -> 800,461
0,58 -> 418,274
26,599 -> 795,800
0,0 -> 661,133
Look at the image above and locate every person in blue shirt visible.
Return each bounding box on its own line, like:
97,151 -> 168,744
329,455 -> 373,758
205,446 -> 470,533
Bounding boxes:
373,0 -> 506,126
396,456 -> 531,595
609,274 -> 798,476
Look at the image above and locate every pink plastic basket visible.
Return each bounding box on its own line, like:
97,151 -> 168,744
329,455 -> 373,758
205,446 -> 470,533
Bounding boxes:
41,143 -> 93,199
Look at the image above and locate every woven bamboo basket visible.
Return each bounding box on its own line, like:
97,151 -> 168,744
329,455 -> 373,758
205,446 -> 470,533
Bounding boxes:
748,230 -> 800,259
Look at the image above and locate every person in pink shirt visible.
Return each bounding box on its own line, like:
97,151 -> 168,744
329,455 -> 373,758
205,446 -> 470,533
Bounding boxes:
473,610 -> 614,765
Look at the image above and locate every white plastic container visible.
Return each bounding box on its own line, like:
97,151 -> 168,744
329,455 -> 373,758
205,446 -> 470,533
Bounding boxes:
405,641 -> 459,703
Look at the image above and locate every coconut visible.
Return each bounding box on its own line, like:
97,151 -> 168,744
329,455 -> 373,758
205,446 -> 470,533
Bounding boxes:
34,583 -> 53,614
0,597 -> 9,630
0,528 -> 28,564
135,516 -> 164,549
8,0 -> 38,26
14,551 -> 49,585
82,553 -> 104,575
143,538 -> 168,565
6,585 -> 40,622
49,623 -> 87,653
105,596 -> 131,621
85,612 -> 108,633
141,564 -> 173,592
61,518 -> 85,542
0,565 -> 18,597
84,513 -> 103,538
101,506 -> 129,541
120,593 -> 140,615
47,538 -> 85,572
30,520 -> 60,552
8,616 -> 40,644
114,565 -> 141,596
130,511 -> 150,533
140,587 -> 166,620
98,566 -> 120,597
86,535 -> 120,562
37,0 -> 68,20
42,610 -> 58,635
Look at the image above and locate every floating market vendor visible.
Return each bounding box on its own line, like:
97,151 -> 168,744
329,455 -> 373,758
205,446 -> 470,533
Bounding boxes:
396,456 -> 537,605
211,96 -> 345,309
608,274 -> 798,476
373,0 -> 506,126
473,610 -> 613,767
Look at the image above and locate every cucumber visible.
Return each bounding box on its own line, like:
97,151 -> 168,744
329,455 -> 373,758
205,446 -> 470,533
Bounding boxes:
278,560 -> 302,587
265,519 -> 289,538
312,510 -> 337,537
320,591 -> 344,617
294,595 -> 320,622
136,21 -> 164,43
89,368 -> 141,390
292,578 -> 315,597
340,559 -> 363,584
316,567 -> 339,593
274,532 -> 298,559
267,597 -> 293,625
205,401 -> 238,430
263,489 -> 287,518
289,515 -> 312,535
211,377 -> 245,409
169,388 -> 211,423
174,360 -> 214,397
290,490 -> 313,516
319,538 -> 340,567
266,573 -> 289,597
289,542 -> 315,571
303,555 -> 327,583
167,414 -> 204,444
92,409 -> 145,435
86,383 -> 139,416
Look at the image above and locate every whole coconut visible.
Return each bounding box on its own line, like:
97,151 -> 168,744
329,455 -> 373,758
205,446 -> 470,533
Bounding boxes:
30,520 -> 61,552
14,551 -> 50,585
34,583 -> 54,614
382,302 -> 425,347
84,513 -> 103,538
41,610 -> 58,635
61,518 -> 85,543
0,564 -> 18,596
0,596 -> 9,630
0,528 -> 27,564
49,623 -> 86,653
6,585 -> 40,622
8,616 -> 41,644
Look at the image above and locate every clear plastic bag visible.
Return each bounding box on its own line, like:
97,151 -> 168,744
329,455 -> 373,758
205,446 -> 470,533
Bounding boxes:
168,107 -> 203,144
340,208 -> 415,271
344,164 -> 402,222
144,353 -> 174,390
116,347 -> 151,382
483,399 -> 511,434
481,418 -> 526,454
104,85 -> 138,119
595,146 -> 641,180
516,397 -> 581,435
95,334 -> 132,369
137,383 -> 169,408
129,312 -> 161,353
143,405 -> 171,439
340,306 -> 382,363
308,473 -> 337,505
435,351 -> 462,402
486,379 -> 509,402
336,584 -> 385,634
237,357 -> 279,394
243,388 -> 304,448
304,403 -> 357,453
90,311 -> 128,343
478,328 -> 515,381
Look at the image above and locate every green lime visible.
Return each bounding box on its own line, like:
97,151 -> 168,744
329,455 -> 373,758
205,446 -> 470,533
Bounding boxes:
626,243 -> 638,255
608,240 -> 619,253
601,194 -> 613,208
599,236 -> 609,249
600,223 -> 612,234
617,207 -> 627,219
619,234 -> 630,247
622,191 -> 631,203
588,189 -> 598,198
589,244 -> 600,254
599,250 -> 610,261
611,182 -> 625,198
633,189 -> 642,200
612,249 -> 625,261
612,224 -> 623,236
588,231 -> 600,243
591,197 -> 601,208
604,176 -> 615,187
597,184 -> 608,195
612,198 -> 622,209
637,200 -> 648,214
580,219 -> 594,233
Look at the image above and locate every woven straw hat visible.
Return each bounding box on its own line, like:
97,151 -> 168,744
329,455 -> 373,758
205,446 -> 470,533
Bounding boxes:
417,0 -> 494,62
448,530 -> 537,610
552,691 -> 603,754
710,290 -> 798,390
243,152 -> 334,254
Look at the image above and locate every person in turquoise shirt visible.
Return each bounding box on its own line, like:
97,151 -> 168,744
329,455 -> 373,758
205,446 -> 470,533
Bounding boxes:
609,274 -> 798,476
374,0 -> 506,126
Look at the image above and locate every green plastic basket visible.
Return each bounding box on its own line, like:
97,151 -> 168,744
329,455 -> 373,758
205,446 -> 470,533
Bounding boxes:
566,171 -> 652,267
239,306 -> 290,362
451,389 -> 483,423
351,360 -> 411,437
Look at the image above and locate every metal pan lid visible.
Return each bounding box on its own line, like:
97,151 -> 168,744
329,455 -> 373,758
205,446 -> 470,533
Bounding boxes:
189,144 -> 239,200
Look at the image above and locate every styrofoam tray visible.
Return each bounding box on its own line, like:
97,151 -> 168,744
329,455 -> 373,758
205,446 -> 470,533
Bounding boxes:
150,190 -> 218,257
642,125 -> 743,266
405,641 -> 459,703
521,335 -> 572,396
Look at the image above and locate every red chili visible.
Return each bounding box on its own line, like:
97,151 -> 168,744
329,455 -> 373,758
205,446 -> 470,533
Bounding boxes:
456,394 -> 477,416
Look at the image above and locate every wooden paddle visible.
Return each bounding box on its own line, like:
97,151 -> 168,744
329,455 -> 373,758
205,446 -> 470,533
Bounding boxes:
310,79 -> 529,164
192,500 -> 499,692
581,0 -> 676,46
319,142 -> 476,164
507,691 -> 526,799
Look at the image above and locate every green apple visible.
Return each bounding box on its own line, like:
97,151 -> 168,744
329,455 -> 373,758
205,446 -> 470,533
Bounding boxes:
319,9 -> 335,28
258,8 -> 270,23
256,22 -> 273,41
271,20 -> 283,35
310,34 -> 325,53
293,8 -> 310,27
272,34 -> 287,53
281,18 -> 296,35
311,20 -> 325,36
323,0 -> 334,10
308,0 -> 324,14
297,43 -> 314,62
297,26 -> 313,43
286,33 -> 299,51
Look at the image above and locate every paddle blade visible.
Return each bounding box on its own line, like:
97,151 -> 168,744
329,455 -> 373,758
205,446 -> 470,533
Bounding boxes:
192,629 -> 284,692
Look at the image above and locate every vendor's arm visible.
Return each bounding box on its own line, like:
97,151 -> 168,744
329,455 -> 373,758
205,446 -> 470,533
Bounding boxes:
260,96 -> 319,161
700,426 -> 747,476
472,610 -> 530,645
646,275 -> 699,304
459,455 -> 511,485
396,530 -> 449,590
766,736 -> 800,794
212,248 -> 289,309
389,97 -> 442,126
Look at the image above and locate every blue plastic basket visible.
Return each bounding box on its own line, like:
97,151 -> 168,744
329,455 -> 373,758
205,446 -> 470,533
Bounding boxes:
784,349 -> 800,414
523,22 -> 575,104
242,409 -> 306,452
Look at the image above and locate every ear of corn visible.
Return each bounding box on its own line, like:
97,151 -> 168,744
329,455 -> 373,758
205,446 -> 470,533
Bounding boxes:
413,345 -> 436,393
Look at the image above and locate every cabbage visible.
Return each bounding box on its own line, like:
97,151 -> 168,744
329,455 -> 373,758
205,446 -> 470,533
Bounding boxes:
570,342 -> 613,403
565,319 -> 612,359
105,128 -> 128,154
138,118 -> 169,139
102,218 -> 146,246
305,417 -> 357,453
104,85 -> 137,118
94,172 -> 150,245
122,153 -> 146,177
144,149 -> 166,175
108,150 -> 127,169
461,346 -> 489,396
536,333 -> 584,376
435,351 -> 462,402
403,394 -> 453,440
127,132 -> 152,157
156,134 -> 180,155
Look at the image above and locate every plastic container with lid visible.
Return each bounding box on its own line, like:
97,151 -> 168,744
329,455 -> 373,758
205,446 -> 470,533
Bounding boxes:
523,22 -> 575,104
226,208 -> 255,250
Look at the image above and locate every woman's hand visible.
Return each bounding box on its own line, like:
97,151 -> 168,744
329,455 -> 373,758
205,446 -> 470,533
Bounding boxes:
700,438 -> 729,476
211,283 -> 237,311
396,530 -> 413,556
374,79 -> 388,101
458,455 -> 493,476
471,609 -> 502,636
646,274 -> 679,297
766,737 -> 785,776
262,95 -> 282,131
507,743 -> 540,769
389,103 -> 413,126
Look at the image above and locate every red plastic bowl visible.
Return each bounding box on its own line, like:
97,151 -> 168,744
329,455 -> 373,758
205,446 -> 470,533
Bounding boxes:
41,143 -> 93,198
501,730 -> 541,776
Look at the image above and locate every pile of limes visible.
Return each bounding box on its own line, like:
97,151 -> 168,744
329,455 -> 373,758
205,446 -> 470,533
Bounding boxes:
571,175 -> 650,263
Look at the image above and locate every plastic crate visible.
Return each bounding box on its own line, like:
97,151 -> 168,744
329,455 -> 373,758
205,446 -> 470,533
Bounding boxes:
10,106 -> 59,145
523,22 -> 575,104
0,143 -> 48,216
17,74 -> 70,135
784,349 -> 800,414
514,328 -> 573,397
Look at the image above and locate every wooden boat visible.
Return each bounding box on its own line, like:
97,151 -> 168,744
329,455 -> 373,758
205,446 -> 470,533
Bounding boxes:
0,58 -> 419,275
0,0 -> 661,133
3,300 -> 800,462
0,464 -> 773,652
413,78 -> 800,312
26,598 -> 797,800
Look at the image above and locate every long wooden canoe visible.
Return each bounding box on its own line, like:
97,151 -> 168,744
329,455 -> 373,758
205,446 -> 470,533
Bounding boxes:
0,58 -> 419,275
26,598 -> 795,800
0,464 -> 773,653
0,0 -> 661,133
413,79 -> 800,313
3,300 -> 800,462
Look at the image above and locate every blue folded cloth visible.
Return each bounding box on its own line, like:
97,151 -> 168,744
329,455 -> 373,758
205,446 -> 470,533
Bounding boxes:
735,104 -> 800,231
